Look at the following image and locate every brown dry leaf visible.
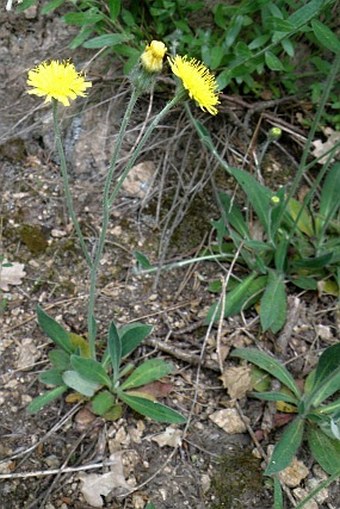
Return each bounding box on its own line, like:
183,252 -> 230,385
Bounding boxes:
151,426 -> 182,448
77,453 -> 129,507
219,365 -> 252,399
0,261 -> 26,291
312,127 -> 340,164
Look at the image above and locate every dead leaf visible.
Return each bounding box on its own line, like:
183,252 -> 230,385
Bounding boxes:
151,426 -> 182,448
15,337 -> 41,370
78,453 -> 129,507
219,365 -> 252,399
312,127 -> 340,164
0,261 -> 26,291
209,408 -> 248,434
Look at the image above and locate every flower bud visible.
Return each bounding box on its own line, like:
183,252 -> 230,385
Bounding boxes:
268,127 -> 282,141
140,40 -> 167,73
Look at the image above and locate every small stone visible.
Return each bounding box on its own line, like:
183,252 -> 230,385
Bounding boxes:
293,488 -> 318,509
279,457 -> 309,487
209,408 -> 248,434
122,161 -> 155,198
74,407 -> 96,432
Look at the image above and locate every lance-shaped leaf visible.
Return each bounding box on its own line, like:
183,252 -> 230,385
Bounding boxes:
27,385 -> 68,414
70,355 -> 112,389
260,270 -> 287,333
120,359 -> 173,391
231,348 -> 301,399
265,417 -> 305,475
251,391 -> 298,405
108,321 -> 122,383
120,323 -> 153,357
307,425 -> 340,474
62,370 -> 100,397
36,305 -> 73,353
119,392 -> 186,424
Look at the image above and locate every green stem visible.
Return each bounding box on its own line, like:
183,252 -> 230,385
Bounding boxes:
52,100 -> 92,268
86,91 -> 182,358
108,93 -> 182,206
86,87 -> 140,358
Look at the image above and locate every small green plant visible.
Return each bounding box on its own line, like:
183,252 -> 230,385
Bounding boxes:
231,344 -> 340,476
29,306 -> 185,423
185,49 -> 340,333
203,158 -> 340,332
26,42 -> 220,423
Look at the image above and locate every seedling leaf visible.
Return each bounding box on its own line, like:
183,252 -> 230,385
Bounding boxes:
231,348 -> 301,399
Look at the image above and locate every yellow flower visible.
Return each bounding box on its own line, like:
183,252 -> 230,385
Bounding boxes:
168,55 -> 220,115
27,60 -> 92,107
140,40 -> 167,73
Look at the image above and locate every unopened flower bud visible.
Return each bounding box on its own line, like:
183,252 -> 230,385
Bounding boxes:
140,40 -> 167,73
268,127 -> 282,141
271,195 -> 280,205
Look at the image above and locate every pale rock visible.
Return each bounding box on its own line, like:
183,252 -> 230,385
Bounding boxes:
122,161 -> 156,198
279,457 -> 309,487
209,408 -> 248,434
293,488 -> 318,509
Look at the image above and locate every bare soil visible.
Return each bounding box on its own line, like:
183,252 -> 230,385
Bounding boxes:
0,7 -> 339,509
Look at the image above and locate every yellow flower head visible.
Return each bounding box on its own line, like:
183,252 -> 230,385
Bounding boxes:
168,55 -> 220,115
27,60 -> 92,107
140,40 -> 167,73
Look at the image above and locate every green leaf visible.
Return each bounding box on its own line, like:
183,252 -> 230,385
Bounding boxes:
27,385 -> 67,414
134,250 -> 152,270
312,20 -> 340,53
108,0 -> 121,21
227,167 -> 273,235
265,51 -> 285,71
108,321 -> 122,383
48,349 -> 70,370
36,305 -> 73,354
265,417 -> 305,475
62,370 -> 100,397
286,198 -> 314,236
292,252 -> 333,269
91,390 -> 116,416
70,355 -> 112,389
39,369 -> 64,386
145,503 -> 156,509
206,274 -> 267,323
63,11 -> 105,26
317,398 -> 340,415
307,425 -> 340,474
16,0 -> 37,11
288,0 -> 324,29
218,192 -> 250,238
273,476 -> 284,509
251,391 -> 298,405
83,33 -> 132,49
121,359 -> 173,390
319,163 -> 340,223
231,348 -> 301,399
307,368 -> 340,408
260,271 -> 287,333
41,0 -> 65,14
313,343 -> 340,389
120,323 -> 153,357
268,17 -> 294,32
118,393 -> 186,423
